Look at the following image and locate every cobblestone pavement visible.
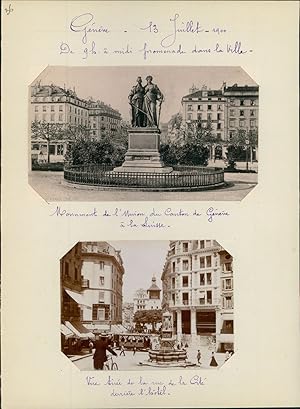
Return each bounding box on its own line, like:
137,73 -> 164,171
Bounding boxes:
29,172 -> 257,202
72,347 -> 229,371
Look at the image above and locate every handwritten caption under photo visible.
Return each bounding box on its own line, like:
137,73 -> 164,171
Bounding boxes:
50,206 -> 230,228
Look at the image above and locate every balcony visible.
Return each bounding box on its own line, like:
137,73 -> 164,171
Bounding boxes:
182,300 -> 189,306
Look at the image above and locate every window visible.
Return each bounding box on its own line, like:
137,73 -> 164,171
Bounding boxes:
230,109 -> 235,116
240,100 -> 244,106
34,114 -> 39,121
42,106 -> 46,112
240,110 -> 244,116
229,120 -> 236,127
224,262 -> 232,272
172,261 -> 176,273
207,290 -> 212,304
224,296 -> 233,309
51,106 -> 55,112
250,120 -> 256,127
206,240 -> 211,247
197,113 -> 202,120
250,100 -> 255,106
200,240 -> 205,249
207,113 -> 212,120
183,242 -> 188,252
207,273 -> 212,285
57,144 -> 64,155
99,261 -> 105,270
217,113 -> 221,120
182,260 -> 189,271
187,114 -> 192,120
217,123 -> 221,129
197,105 -> 202,110
69,106 -> 72,112
97,308 -> 105,320
58,114 -> 63,121
208,105 -> 212,110
217,105 -> 222,110
239,120 -> 245,127
182,276 -> 189,287
230,98 -> 235,106
182,293 -> 189,305
225,279 -> 232,290
200,257 -> 205,268
42,114 -> 46,121
206,256 -> 212,268
99,291 -> 105,302
250,110 -> 255,116
49,145 -> 55,155
172,277 -> 175,289
64,262 -> 69,276
50,114 -> 55,122
34,106 -> 39,112
200,273 -> 205,285
99,276 -> 104,286
188,104 -> 193,111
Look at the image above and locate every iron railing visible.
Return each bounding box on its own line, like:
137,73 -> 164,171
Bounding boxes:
64,164 -> 224,189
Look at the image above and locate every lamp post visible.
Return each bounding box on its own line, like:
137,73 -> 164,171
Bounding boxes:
245,139 -> 249,171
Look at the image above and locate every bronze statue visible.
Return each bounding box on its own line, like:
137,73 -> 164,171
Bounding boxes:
128,77 -> 145,127
143,75 -> 164,127
128,76 -> 164,128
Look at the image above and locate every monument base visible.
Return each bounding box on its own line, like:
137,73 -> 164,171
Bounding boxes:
113,127 -> 173,174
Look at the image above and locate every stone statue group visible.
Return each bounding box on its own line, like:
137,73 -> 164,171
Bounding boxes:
129,76 -> 164,128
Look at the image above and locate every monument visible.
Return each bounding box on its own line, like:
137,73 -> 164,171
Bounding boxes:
64,75 -> 225,190
140,307 -> 196,367
113,75 -> 173,173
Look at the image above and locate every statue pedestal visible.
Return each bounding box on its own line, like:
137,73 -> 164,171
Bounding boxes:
113,128 -> 173,173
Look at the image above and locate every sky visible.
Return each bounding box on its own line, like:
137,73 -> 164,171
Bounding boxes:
33,65 -> 258,123
109,240 -> 170,303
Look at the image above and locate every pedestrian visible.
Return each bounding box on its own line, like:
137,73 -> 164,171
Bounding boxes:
210,351 -> 218,367
224,351 -> 230,362
119,345 -> 126,356
133,346 -> 137,356
88,339 -> 94,354
93,334 -> 117,370
197,349 -> 202,365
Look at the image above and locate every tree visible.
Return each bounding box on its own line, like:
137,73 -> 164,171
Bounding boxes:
31,120 -> 65,163
227,128 -> 258,168
133,309 -> 162,332
65,136 -> 127,166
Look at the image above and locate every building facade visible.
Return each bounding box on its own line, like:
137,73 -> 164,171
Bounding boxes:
180,83 -> 259,161
30,83 -> 122,164
161,240 -> 234,352
133,276 -> 162,314
61,241 -> 124,335
31,83 -> 89,163
87,99 -> 122,140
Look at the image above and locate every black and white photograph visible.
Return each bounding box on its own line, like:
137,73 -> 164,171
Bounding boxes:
60,240 -> 234,371
29,66 -> 258,201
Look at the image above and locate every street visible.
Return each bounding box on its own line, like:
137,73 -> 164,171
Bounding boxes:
72,347 -> 229,371
29,171 -> 257,202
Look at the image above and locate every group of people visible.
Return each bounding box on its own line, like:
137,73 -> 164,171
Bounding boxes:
197,349 -> 233,367
129,75 -> 164,128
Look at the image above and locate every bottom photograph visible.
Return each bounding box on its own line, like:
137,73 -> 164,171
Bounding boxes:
60,240 -> 234,371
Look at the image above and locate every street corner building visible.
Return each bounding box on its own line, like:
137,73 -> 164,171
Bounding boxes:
161,240 -> 234,353
60,241 -> 125,355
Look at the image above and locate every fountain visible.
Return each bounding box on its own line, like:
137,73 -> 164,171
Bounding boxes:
140,310 -> 196,368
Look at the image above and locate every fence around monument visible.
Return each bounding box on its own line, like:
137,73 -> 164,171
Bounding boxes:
64,164 -> 224,189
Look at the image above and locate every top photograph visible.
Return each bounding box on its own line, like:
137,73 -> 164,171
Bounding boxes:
28,66 -> 259,202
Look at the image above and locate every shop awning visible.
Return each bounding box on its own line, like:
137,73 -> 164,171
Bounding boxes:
60,324 -> 74,339
65,321 -> 95,339
64,289 -> 90,307
110,324 -> 128,334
